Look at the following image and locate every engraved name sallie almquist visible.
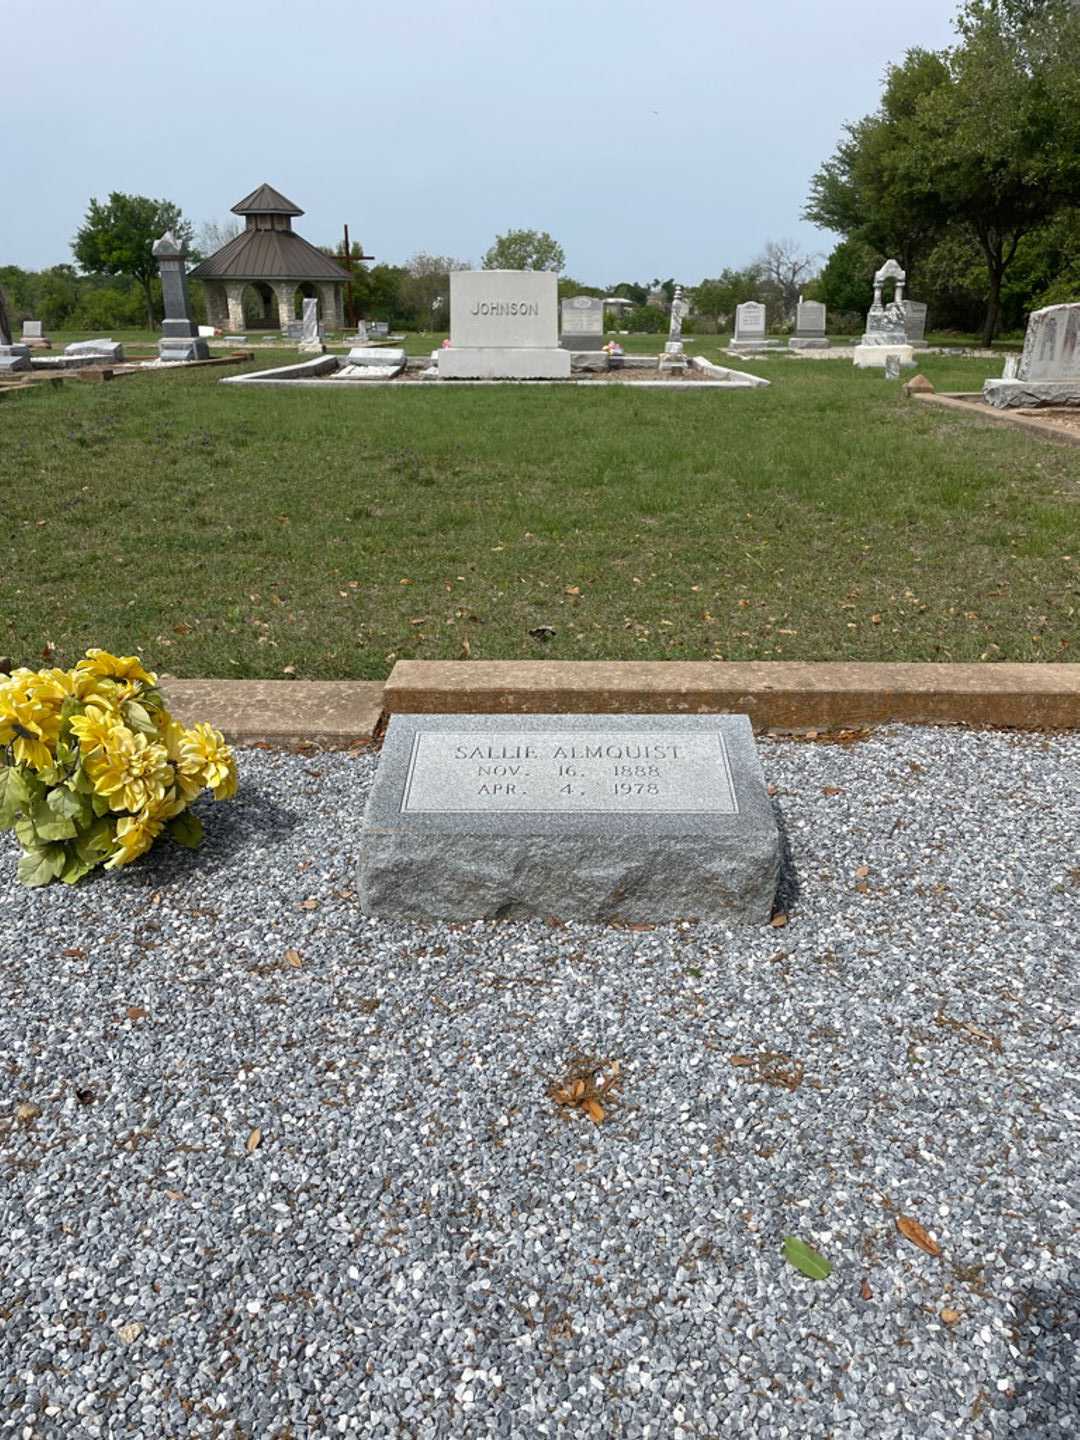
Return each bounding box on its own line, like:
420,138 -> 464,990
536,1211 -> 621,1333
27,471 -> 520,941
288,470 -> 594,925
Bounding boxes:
400,731 -> 738,815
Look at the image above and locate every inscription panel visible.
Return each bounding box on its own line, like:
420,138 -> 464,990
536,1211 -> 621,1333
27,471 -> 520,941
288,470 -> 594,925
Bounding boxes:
562,296 -> 605,335
401,729 -> 737,815
735,301 -> 766,338
450,270 -> 558,349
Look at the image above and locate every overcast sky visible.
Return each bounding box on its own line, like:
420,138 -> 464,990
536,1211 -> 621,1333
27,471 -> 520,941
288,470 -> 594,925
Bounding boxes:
6,0 -> 959,284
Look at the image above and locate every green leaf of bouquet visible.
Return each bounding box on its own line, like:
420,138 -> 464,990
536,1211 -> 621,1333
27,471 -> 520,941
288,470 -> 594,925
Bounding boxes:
0,766 -> 32,829
47,786 -> 91,826
15,814 -> 38,848
59,851 -> 94,885
17,844 -> 66,888
782,1236 -> 832,1281
76,817 -> 115,864
167,811 -> 204,849
91,791 -> 112,817
60,697 -> 81,720
124,701 -> 157,735
31,797 -> 78,842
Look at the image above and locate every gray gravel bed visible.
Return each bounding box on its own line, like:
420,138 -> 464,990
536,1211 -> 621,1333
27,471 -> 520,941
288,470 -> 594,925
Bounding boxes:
1,726 -> 1077,1439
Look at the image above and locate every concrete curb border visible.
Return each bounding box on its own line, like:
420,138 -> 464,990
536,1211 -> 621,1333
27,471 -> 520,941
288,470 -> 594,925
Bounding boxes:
914,391 -> 1080,448
159,663 -> 1080,748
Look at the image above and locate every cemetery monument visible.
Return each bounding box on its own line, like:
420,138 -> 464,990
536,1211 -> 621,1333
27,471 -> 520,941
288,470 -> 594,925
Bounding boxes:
20,320 -> 51,350
731,301 -> 768,352
437,271 -> 571,379
358,714 -> 780,924
853,259 -> 916,369
983,302 -> 1080,408
298,297 -> 325,354
790,298 -> 828,349
659,285 -> 690,373
154,232 -> 210,362
0,286 -> 31,373
903,300 -> 928,348
560,294 -> 605,351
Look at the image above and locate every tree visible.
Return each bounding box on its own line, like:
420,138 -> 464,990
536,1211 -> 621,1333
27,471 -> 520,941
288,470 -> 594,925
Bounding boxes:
196,218 -> 241,260
756,240 -> 818,320
805,0 -> 1080,342
913,0 -> 1080,341
815,240 -> 877,317
691,267 -> 762,324
482,229 -> 565,272
608,280 -> 647,305
73,192 -> 193,328
398,252 -> 470,328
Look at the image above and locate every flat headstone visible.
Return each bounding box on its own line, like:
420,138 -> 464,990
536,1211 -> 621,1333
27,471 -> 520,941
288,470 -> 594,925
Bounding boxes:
64,339 -> 125,361
358,713 -> 781,923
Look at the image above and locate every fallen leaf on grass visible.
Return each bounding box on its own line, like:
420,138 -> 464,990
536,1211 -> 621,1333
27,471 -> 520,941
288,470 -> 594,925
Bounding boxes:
246,1127 -> 262,1153
896,1215 -> 941,1256
783,1236 -> 832,1280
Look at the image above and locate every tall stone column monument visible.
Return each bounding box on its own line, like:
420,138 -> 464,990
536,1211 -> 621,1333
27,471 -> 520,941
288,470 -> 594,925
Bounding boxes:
154,233 -> 209,362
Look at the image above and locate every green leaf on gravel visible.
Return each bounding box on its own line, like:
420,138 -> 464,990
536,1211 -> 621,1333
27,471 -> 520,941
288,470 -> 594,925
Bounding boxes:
783,1236 -> 832,1280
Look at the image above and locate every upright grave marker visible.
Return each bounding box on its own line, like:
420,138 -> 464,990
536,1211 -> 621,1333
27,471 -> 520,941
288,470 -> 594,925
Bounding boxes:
438,270 -> 570,379
903,300 -> 928,348
790,299 -> 828,349
153,232 -> 209,362
560,294 -> 605,351
854,258 -> 915,369
984,302 -> 1080,408
732,301 -> 768,351
299,297 -> 324,353
358,714 -> 781,923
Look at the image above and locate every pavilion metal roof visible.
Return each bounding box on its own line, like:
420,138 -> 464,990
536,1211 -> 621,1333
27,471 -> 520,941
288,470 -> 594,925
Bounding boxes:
188,229 -> 349,283
231,183 -> 304,216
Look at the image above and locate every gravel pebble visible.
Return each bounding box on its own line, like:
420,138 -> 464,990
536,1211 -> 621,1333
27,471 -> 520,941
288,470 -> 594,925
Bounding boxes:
1,725 -> 1077,1438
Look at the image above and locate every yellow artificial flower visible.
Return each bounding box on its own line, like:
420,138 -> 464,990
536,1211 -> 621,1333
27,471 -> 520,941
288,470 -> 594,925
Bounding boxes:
177,723 -> 238,800
86,728 -> 174,813
105,811 -> 164,869
69,704 -> 121,756
0,692 -> 61,770
74,648 -> 157,687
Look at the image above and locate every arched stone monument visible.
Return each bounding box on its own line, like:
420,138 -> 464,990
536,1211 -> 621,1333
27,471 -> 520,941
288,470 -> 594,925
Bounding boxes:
853,259 -> 916,370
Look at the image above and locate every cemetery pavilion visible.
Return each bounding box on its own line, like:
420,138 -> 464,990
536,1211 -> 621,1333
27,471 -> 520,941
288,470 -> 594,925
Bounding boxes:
189,183 -> 349,333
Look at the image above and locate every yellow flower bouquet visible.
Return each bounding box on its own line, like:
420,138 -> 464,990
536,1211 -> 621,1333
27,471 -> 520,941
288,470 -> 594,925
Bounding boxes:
0,649 -> 237,887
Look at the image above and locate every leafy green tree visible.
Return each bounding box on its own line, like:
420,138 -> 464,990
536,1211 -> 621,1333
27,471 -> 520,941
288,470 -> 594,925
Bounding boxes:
805,47 -> 950,279
816,240 -> 877,317
806,0 -> 1080,342
483,229 -> 565,272
608,281 -> 647,305
398,252 -> 470,328
690,267 -> 762,324
73,193 -> 193,328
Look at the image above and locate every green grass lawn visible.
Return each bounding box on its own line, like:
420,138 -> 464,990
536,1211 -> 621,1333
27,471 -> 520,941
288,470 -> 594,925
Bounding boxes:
2,349 -> 1076,680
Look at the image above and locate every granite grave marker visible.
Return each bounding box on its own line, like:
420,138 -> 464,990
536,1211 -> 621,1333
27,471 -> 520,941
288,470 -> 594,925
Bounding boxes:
560,294 -> 605,351
153,231 -> 209,362
358,713 -> 781,923
984,302 -> 1080,408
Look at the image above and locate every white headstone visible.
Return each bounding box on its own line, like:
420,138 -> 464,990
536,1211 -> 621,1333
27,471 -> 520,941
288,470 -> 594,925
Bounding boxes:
734,301 -> 766,342
439,271 -> 570,378
301,298 -> 319,345
795,300 -> 826,337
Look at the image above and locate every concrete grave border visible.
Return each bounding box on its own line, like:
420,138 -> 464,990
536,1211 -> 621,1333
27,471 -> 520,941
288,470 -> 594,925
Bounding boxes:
220,354 -> 769,390
913,391 -> 1080,448
159,662 -> 1080,750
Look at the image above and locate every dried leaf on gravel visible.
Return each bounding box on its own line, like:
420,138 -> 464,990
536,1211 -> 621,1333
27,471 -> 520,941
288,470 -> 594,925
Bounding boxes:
63,947 -> 86,958
299,899 -> 319,912
861,1278 -> 873,1300
896,1215 -> 942,1256
941,1307 -> 961,1324
246,1127 -> 263,1153
285,949 -> 303,968
16,1102 -> 42,1126
855,865 -> 870,879
770,913 -> 788,928
117,1322 -> 143,1344
549,1057 -> 621,1124
126,1006 -> 147,1022
732,1051 -> 804,1091
783,1236 -> 832,1280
